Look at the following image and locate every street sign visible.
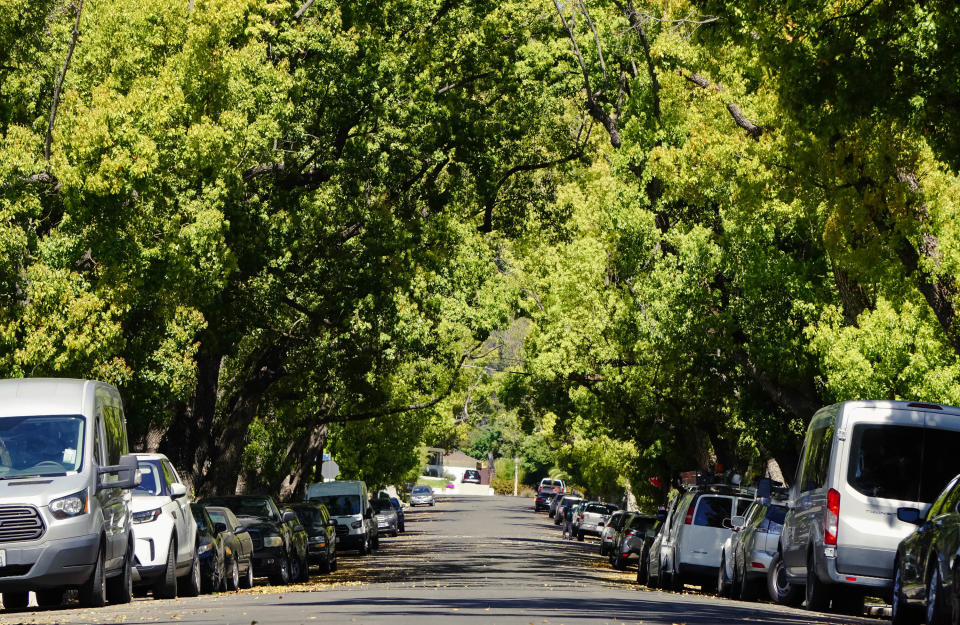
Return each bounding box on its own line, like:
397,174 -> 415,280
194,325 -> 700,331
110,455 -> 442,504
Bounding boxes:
320,460 -> 339,481
322,453 -> 331,462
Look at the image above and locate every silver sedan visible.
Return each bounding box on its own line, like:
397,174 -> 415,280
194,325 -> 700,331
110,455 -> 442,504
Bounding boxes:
409,485 -> 435,507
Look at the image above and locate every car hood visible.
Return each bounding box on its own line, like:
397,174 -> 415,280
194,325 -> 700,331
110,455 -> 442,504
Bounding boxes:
131,494 -> 174,513
0,472 -> 90,508
236,516 -> 281,533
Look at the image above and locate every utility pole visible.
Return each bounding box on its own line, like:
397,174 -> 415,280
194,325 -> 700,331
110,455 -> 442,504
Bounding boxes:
513,457 -> 519,496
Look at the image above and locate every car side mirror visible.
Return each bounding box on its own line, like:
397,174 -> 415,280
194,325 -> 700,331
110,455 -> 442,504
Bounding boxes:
729,515 -> 746,530
327,519 -> 338,527
282,510 -> 298,523
234,525 -> 247,534
170,483 -> 187,499
97,454 -> 141,492
897,507 -> 923,525
214,522 -> 227,534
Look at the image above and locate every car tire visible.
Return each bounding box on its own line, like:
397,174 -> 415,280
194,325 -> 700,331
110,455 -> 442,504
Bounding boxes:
330,551 -> 338,572
288,553 -> 302,585
35,589 -> 64,607
298,554 -> 310,582
106,542 -> 134,604
228,555 -> 240,591
637,552 -> 649,585
179,549 -> 201,597
80,545 -> 107,607
153,539 -> 178,599
768,551 -> 802,606
577,532 -> 584,542
358,537 -> 368,556
320,554 -> 331,574
928,565 -> 949,625
269,556 -> 290,585
739,563 -> 758,601
613,552 -> 625,570
2,591 -> 29,610
805,550 -> 831,612
892,559 -> 921,624
240,559 -> 254,589
717,555 -> 731,598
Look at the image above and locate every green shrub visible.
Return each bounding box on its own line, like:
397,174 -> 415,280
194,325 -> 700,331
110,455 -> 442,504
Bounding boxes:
490,477 -> 515,494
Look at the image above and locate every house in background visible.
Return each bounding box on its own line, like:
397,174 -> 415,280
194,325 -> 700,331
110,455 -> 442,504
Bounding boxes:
424,448 -> 485,484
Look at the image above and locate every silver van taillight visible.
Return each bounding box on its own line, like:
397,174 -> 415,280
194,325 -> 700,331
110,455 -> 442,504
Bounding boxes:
825,488 -> 840,546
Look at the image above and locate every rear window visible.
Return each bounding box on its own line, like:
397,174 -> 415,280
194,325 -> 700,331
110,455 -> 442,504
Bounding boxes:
584,504 -> 608,514
847,424 -> 960,502
693,496 -> 732,528
629,515 -> 656,531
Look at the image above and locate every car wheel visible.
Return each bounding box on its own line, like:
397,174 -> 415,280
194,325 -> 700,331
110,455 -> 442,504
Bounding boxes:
330,551 -> 338,572
767,551 -> 802,606
577,531 -> 584,542
805,550 -> 831,612
228,555 -> 240,591
929,565 -> 950,625
1,591 -> 29,610
643,554 -> 659,589
637,552 -> 649,586
153,539 -> 178,599
320,554 -> 331,574
179,549 -> 201,597
269,556 -> 291,585
80,545 -> 107,607
240,559 -> 254,589
298,554 -> 310,582
613,552 -> 625,570
35,589 -> 64,607
106,541 -> 134,604
717,555 -> 730,598
358,536 -> 369,556
739,561 -> 758,601
288,554 -> 301,585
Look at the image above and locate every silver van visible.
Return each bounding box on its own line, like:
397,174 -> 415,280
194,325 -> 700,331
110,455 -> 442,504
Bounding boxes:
778,400 -> 960,614
0,379 -> 140,610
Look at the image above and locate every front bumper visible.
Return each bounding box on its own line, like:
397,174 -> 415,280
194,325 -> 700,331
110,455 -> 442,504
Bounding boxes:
410,497 -> 434,506
252,546 -> 288,575
0,532 -> 100,592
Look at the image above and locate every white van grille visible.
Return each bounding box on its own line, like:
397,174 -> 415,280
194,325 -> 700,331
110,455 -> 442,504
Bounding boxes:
0,506 -> 45,543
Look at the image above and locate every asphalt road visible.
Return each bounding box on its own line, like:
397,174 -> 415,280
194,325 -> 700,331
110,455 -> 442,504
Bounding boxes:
1,495 -> 886,625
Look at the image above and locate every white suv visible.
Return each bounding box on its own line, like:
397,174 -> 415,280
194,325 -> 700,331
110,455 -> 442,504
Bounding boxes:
130,454 -> 199,598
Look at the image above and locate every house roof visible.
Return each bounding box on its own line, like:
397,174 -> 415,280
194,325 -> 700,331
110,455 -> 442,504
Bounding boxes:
440,449 -> 481,467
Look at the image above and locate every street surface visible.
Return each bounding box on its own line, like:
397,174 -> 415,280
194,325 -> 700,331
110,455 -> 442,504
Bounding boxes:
1,496 -> 883,625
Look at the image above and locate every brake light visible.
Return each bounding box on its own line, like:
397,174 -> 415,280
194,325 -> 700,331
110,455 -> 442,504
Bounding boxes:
825,488 -> 840,546
626,529 -> 637,537
579,514 -> 584,521
751,562 -> 765,569
684,504 -> 694,525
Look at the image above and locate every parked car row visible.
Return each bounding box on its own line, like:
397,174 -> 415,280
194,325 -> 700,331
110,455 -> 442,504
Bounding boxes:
0,378 -> 413,613
538,400 -> 960,624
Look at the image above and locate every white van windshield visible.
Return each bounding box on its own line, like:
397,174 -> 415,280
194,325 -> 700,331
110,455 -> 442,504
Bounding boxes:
847,424 -> 960,502
0,415 -> 85,478
311,495 -> 362,516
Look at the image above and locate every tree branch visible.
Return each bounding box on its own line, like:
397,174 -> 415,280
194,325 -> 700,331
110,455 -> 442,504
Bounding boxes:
293,0 -> 316,20
46,0 -> 84,162
684,72 -> 762,139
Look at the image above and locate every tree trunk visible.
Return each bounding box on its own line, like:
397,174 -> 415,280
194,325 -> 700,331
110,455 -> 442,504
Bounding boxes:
275,424 -> 328,500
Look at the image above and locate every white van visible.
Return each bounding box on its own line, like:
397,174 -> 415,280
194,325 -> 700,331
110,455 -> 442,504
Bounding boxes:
305,480 -> 377,555
778,400 -> 960,614
0,379 -> 140,610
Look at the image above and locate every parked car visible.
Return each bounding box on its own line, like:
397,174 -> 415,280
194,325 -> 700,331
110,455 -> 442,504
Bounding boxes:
410,484 -> 435,507
0,378 -> 141,610
372,497 -> 400,537
646,484 -> 751,591
289,502 -> 338,574
200,495 -> 308,585
548,492 -> 566,518
555,496 -> 583,527
717,490 -> 788,602
202,505 -> 255,589
578,502 -> 619,541
534,487 -> 556,512
643,495 -> 683,588
778,400 -> 960,615
539,478 -> 565,495
609,513 -> 658,571
462,469 -> 482,484
131,453 -> 200,599
389,497 -> 406,532
190,504 -> 226,593
600,510 -> 628,556
891,472 -> 960,625
306,480 -> 378,554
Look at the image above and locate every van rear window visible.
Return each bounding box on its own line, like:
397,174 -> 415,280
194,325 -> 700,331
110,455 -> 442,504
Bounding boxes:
847,424 -> 960,502
694,496 -> 732,528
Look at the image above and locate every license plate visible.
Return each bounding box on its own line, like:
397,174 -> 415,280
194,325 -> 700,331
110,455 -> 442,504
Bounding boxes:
0,550 -> 5,567
378,523 -> 388,528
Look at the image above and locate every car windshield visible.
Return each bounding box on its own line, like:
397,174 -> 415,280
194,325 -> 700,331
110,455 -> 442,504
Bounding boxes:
372,500 -> 392,513
311,494 -> 362,516
293,506 -> 328,529
412,486 -> 431,495
206,497 -> 279,522
0,415 -> 84,478
135,461 -> 163,496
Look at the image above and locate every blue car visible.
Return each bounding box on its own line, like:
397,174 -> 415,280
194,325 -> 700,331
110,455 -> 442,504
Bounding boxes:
389,497 -> 406,533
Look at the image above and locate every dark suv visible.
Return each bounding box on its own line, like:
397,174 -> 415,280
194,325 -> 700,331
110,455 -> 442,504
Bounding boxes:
462,469 -> 481,484
200,495 -> 308,585
289,502 -> 338,574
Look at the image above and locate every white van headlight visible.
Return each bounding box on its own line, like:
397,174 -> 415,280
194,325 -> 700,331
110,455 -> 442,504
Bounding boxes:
50,489 -> 88,519
263,535 -> 283,547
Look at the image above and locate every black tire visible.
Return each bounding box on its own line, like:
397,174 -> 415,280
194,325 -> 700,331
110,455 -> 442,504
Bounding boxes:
227,555 -> 240,591
739,564 -> 759,601
106,542 -> 133,604
239,559 -> 254,589
768,551 -> 802,606
644,554 -> 659,589
613,552 -> 625,570
892,559 -> 921,624
297,554 -> 310,582
80,545 -> 107,607
638,552 -> 649,585
805,550 -> 831,612
269,556 -> 291,586
288,553 -> 302,585
2,591 -> 29,610
358,536 -> 369,556
320,554 -> 331,574
154,539 -> 178,599
179,549 -> 201,597
717,555 -> 731,598
928,565 -> 950,625
35,589 -> 64,607
672,571 -> 684,592
577,531 -> 584,542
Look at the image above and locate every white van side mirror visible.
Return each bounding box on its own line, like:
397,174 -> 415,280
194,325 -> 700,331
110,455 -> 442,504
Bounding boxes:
97,454 -> 141,492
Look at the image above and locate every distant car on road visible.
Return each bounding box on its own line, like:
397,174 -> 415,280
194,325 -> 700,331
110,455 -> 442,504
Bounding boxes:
372,498 -> 400,537
555,495 -> 582,526
202,505 -> 255,589
610,513 -> 658,571
289,502 -> 338,574
410,484 -> 436,507
718,495 -> 788,601
190,504 -> 227,593
577,502 -> 619,541
539,478 -> 565,495
548,492 -> 566,518
462,469 -> 482,484
600,510 -> 627,556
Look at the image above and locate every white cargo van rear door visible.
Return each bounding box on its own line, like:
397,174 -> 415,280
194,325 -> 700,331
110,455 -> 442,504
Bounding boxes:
678,495 -> 736,572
